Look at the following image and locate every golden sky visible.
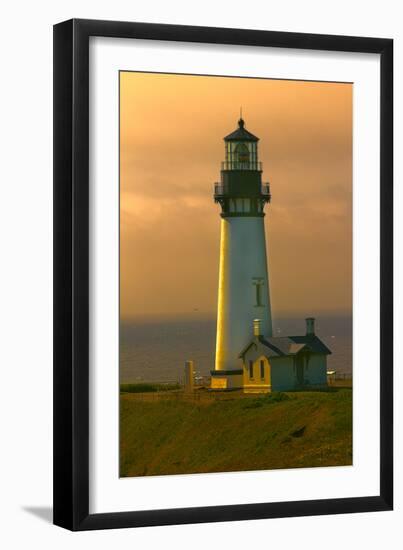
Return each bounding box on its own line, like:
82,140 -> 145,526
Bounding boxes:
120,72 -> 352,319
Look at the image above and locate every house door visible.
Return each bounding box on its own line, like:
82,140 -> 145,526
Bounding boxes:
296,355 -> 304,385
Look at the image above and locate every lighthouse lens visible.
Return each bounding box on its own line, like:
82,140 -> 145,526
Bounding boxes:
235,143 -> 250,164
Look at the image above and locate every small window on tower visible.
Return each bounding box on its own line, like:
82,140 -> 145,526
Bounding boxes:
253,278 -> 264,307
260,360 -> 265,379
249,360 -> 254,379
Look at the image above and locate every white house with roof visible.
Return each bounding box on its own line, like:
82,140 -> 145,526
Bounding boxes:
238,317 -> 331,393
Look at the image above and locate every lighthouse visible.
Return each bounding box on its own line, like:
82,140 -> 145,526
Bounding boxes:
210,117 -> 273,390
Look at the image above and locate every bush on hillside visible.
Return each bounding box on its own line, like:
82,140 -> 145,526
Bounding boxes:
120,383 -> 180,393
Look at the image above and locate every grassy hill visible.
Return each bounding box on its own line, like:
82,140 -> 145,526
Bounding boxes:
120,389 -> 352,477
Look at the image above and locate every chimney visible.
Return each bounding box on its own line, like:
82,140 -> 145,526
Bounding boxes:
305,317 -> 315,336
253,318 -> 262,337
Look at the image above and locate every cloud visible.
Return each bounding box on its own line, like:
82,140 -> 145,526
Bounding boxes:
120,72 -> 352,318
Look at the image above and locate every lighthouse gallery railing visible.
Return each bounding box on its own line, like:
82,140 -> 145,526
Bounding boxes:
214,183 -> 271,197
221,160 -> 262,171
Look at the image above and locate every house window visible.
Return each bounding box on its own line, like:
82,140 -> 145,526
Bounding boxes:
249,360 -> 254,379
260,360 -> 265,379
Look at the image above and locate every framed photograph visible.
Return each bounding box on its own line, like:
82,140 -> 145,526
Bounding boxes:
53,19 -> 393,530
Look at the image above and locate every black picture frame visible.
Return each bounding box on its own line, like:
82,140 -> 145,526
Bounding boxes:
53,18 -> 393,531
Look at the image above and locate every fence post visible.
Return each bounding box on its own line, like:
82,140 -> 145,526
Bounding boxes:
184,361 -> 194,393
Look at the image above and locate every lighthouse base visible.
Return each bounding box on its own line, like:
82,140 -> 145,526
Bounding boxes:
210,369 -> 243,391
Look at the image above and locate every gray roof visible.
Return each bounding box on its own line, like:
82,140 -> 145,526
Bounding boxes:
287,335 -> 332,355
224,119 -> 259,142
239,334 -> 331,358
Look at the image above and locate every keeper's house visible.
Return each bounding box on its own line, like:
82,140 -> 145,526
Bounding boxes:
210,317 -> 331,393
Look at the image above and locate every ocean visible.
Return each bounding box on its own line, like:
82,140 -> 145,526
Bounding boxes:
120,314 -> 352,384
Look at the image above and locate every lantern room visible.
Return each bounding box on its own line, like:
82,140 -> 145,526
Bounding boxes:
214,117 -> 271,217
223,118 -> 260,171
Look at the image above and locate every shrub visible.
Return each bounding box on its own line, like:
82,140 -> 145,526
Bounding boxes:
120,383 -> 180,393
242,400 -> 264,409
266,392 -> 290,403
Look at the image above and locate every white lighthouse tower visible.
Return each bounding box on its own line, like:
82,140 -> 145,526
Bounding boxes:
211,117 -> 272,390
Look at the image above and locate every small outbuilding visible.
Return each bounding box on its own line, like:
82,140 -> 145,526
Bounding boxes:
239,318 -> 331,393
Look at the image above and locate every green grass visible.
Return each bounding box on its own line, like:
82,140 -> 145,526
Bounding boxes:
120,382 -> 181,393
120,389 -> 352,477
